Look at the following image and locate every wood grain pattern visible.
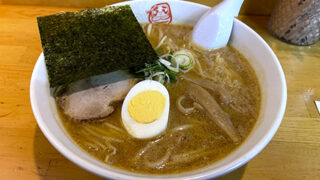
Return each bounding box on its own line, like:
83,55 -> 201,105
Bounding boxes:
0,4 -> 319,180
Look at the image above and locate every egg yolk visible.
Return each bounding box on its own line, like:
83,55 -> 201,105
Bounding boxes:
128,90 -> 165,123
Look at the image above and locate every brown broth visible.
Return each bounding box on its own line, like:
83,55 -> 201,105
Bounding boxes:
58,24 -> 261,174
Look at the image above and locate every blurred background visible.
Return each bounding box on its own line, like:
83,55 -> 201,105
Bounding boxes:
0,0 -> 278,15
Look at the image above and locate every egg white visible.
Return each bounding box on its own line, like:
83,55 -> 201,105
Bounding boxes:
121,80 -> 170,139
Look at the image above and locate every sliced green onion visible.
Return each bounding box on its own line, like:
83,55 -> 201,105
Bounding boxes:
159,58 -> 171,66
165,74 -> 170,85
159,57 -> 179,73
166,65 -> 179,73
148,71 -> 165,79
173,50 -> 194,70
157,74 -> 164,84
134,50 -> 194,85
174,54 -> 192,69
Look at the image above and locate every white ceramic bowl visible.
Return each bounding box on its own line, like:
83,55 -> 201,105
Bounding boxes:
30,0 -> 287,179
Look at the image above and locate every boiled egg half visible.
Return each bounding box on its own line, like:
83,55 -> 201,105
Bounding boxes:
121,80 -> 170,139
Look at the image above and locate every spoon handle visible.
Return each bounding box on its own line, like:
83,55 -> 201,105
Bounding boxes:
192,0 -> 244,50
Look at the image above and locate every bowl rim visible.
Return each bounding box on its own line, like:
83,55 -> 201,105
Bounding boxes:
30,0 -> 287,179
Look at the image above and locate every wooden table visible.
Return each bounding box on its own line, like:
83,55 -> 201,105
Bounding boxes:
0,4 -> 319,180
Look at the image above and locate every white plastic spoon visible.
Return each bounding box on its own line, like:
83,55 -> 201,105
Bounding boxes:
192,0 -> 244,50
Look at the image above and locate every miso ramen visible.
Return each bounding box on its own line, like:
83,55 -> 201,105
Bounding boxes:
57,24 -> 261,174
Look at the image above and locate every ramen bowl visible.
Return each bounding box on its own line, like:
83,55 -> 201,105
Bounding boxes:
30,0 -> 287,179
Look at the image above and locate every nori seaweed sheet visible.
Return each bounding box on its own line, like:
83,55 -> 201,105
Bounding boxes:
37,5 -> 158,87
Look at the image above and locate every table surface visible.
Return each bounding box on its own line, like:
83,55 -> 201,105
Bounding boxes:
0,4 -> 319,180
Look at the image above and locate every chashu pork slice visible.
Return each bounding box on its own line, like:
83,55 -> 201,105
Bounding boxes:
56,76 -> 136,121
